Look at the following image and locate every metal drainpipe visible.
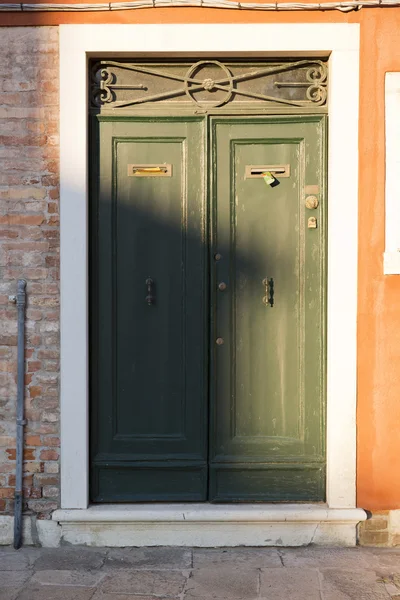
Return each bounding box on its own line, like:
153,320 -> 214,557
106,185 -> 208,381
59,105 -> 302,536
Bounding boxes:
11,279 -> 27,550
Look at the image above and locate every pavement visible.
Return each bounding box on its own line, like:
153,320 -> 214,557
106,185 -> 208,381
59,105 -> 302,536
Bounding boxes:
1,545 -> 400,599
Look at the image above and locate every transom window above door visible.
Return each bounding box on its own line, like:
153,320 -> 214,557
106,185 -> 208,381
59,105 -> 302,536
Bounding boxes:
90,59 -> 328,112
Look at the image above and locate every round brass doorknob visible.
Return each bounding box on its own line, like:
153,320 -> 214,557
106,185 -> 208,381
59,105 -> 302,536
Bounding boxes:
216,337 -> 224,345
305,195 -> 319,209
218,282 -> 227,291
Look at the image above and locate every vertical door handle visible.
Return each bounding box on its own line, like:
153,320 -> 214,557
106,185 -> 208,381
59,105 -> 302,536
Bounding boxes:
262,278 -> 274,307
146,278 -> 155,305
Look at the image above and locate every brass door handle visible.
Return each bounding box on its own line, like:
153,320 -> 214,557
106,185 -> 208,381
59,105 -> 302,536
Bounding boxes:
262,278 -> 274,307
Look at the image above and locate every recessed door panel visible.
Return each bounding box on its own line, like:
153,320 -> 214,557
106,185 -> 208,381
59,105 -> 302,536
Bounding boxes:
91,118 -> 208,502
209,117 -> 326,502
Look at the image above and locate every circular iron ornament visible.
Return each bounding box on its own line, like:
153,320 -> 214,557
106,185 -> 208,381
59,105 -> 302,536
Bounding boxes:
184,60 -> 234,108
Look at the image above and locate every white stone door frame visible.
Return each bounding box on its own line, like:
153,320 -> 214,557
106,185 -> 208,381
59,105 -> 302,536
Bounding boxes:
59,23 -> 360,511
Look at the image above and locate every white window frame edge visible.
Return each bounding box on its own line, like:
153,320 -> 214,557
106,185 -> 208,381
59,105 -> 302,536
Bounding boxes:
59,23 -> 360,510
384,73 -> 400,275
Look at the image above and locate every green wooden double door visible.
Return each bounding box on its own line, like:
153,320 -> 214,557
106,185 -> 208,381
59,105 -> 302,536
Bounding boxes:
90,116 -> 326,503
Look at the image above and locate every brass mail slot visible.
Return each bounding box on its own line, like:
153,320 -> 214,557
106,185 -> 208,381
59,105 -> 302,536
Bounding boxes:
245,165 -> 290,179
128,164 -> 172,177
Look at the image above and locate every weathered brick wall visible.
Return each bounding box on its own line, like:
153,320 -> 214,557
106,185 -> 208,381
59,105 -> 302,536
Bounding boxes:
0,27 -> 60,519
358,512 -> 400,547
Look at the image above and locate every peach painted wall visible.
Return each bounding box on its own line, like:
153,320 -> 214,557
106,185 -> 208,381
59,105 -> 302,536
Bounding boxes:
356,12 -> 400,511
2,4 -> 400,511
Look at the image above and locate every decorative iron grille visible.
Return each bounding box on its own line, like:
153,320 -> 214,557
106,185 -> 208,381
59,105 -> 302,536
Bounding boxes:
91,59 -> 328,110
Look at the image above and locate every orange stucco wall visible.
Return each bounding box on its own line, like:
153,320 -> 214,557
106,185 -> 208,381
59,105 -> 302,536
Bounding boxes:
2,3 -> 400,511
356,12 -> 400,511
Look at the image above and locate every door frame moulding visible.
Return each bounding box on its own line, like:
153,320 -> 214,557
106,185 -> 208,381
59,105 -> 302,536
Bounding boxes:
57,24 -> 364,544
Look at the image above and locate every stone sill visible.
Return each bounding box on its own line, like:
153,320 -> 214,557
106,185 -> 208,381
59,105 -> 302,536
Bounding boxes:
52,504 -> 366,547
53,504 -> 366,523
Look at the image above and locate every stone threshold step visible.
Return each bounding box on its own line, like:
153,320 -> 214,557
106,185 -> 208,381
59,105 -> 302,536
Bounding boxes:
52,504 -> 367,547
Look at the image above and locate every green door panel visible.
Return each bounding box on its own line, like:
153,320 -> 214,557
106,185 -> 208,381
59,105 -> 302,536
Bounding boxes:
90,117 -> 208,501
90,114 -> 326,503
209,117 -> 326,502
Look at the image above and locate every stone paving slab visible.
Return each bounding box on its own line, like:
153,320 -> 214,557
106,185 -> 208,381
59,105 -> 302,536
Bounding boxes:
0,571 -> 31,588
193,548 -> 282,568
260,567 -> 321,600
185,565 -> 260,598
15,585 -> 97,600
91,594 -> 168,600
31,569 -> 106,586
0,553 -> 31,571
279,547 -> 375,568
0,546 -> 400,600
32,547 -> 107,571
320,568 -> 391,600
369,550 -> 400,572
0,590 -> 20,600
100,569 -> 187,596
0,547 -> 41,569
104,547 -> 192,570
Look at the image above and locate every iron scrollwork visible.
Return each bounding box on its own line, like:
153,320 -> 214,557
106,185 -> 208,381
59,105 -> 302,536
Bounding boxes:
274,63 -> 327,106
91,63 -> 147,107
91,59 -> 328,109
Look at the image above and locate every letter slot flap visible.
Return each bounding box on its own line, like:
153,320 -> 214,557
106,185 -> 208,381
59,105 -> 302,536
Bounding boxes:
245,164 -> 290,178
128,164 -> 172,177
